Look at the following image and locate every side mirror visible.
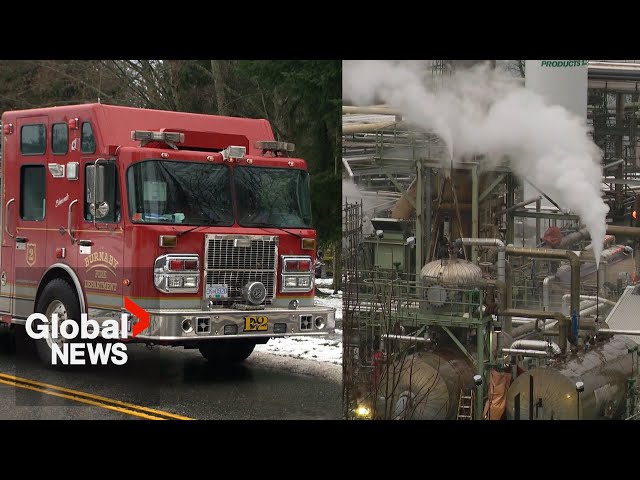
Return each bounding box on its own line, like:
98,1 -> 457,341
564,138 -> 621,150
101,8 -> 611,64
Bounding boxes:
86,163 -> 108,219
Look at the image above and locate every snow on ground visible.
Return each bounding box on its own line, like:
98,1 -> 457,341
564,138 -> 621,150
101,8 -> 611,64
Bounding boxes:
255,277 -> 343,365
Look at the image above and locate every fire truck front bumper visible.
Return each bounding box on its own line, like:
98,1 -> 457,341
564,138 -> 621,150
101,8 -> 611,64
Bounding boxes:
127,305 -> 336,343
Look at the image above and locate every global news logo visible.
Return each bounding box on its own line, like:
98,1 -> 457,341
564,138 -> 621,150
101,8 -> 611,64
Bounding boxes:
24,297 -> 149,366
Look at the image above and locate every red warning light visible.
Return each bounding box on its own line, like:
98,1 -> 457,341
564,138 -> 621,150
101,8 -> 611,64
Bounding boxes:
633,211 -> 638,220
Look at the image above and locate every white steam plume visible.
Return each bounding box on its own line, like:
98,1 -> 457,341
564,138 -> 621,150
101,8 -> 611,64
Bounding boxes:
343,60 -> 608,265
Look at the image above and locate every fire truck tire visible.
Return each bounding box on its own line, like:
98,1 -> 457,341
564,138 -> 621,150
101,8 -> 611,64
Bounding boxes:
198,340 -> 257,363
34,279 -> 81,368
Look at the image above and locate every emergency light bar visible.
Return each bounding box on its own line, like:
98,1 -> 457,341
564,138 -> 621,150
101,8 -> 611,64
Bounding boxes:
255,140 -> 295,153
131,130 -> 185,149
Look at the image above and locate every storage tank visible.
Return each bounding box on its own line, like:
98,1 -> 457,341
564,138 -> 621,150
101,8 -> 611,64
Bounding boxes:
376,349 -> 475,419
505,335 -> 637,420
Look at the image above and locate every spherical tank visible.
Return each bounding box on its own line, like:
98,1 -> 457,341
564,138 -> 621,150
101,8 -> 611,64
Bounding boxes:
421,257 -> 483,286
506,335 -> 637,420
376,349 -> 475,420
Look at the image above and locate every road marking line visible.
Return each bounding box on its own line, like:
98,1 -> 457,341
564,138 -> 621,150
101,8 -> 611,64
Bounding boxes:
0,373 -> 192,420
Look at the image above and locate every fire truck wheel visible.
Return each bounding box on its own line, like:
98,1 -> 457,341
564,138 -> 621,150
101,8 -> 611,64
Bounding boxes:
34,279 -> 81,368
198,340 -> 258,363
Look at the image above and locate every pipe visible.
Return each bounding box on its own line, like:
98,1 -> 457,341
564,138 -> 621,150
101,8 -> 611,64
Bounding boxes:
597,329 -> 640,336
494,196 -> 542,217
342,105 -> 403,116
342,122 -> 399,135
505,246 -> 580,353
456,238 -> 509,333
511,339 -> 562,355
562,294 -> 617,307
456,238 -> 505,283
504,309 -> 569,340
580,303 -> 613,317
603,158 -> 626,170
380,334 -> 431,343
342,157 -> 354,178
502,348 -> 551,358
543,274 -> 555,310
606,225 -> 640,238
557,228 -> 590,249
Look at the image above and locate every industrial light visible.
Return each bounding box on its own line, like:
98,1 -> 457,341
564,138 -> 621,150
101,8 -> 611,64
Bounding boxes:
221,145 -> 246,160
633,211 -> 638,220
355,405 -> 371,418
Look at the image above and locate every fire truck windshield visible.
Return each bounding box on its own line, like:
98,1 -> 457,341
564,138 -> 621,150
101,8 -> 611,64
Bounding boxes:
234,165 -> 312,228
127,160 -> 234,226
126,160 -> 312,229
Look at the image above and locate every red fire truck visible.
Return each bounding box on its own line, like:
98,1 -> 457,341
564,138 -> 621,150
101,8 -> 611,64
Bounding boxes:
0,103 -> 335,366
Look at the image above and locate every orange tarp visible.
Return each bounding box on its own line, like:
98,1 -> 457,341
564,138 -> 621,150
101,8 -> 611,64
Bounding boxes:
483,369 -> 511,420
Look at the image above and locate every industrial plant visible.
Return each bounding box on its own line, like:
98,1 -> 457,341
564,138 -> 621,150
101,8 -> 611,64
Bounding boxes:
342,60 -> 640,420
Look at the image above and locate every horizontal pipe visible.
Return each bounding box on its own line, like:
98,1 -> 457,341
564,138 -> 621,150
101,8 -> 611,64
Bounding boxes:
380,334 -> 431,343
494,196 -> 542,217
563,294 -> 617,307
502,309 -> 568,323
603,159 -> 626,170
343,122 -> 399,134
606,225 -> 640,238
342,105 -> 403,115
597,329 -> 640,336
511,339 -> 561,355
557,228 -> 590,249
502,348 -> 551,358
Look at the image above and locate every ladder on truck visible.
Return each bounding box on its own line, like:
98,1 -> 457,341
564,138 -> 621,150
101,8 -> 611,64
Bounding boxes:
457,388 -> 474,420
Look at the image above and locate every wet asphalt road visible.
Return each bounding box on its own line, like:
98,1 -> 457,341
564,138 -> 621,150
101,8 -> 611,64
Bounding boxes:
0,327 -> 342,420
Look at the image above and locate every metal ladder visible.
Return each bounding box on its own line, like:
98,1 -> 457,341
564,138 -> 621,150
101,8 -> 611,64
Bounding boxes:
457,388 -> 474,420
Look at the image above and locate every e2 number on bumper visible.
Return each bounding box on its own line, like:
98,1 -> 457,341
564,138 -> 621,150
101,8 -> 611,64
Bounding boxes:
244,316 -> 268,332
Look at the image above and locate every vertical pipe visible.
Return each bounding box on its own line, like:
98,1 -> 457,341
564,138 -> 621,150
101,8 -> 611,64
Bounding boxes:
615,93 -> 625,197
506,174 -> 515,246
529,375 -> 534,421
476,324 -> 485,420
536,198 -> 541,246
505,260 -> 512,334
424,167 -> 431,275
543,275 -> 554,311
415,160 -> 423,283
472,163 -> 479,263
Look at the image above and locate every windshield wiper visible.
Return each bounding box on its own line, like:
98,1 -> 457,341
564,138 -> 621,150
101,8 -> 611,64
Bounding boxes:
177,225 -> 206,237
248,223 -> 305,240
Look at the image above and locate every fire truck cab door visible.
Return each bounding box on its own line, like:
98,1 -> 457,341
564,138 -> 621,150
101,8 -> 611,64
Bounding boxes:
76,158 -> 124,314
7,116 -> 49,318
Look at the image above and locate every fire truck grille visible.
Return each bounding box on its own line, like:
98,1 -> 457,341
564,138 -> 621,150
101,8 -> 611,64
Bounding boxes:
205,235 -> 278,303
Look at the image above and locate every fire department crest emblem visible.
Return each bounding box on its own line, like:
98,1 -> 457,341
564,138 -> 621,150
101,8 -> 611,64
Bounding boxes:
26,243 -> 36,267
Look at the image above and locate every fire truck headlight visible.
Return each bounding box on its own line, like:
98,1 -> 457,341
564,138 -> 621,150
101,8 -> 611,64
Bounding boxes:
153,254 -> 200,293
183,276 -> 198,288
281,275 -> 313,292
